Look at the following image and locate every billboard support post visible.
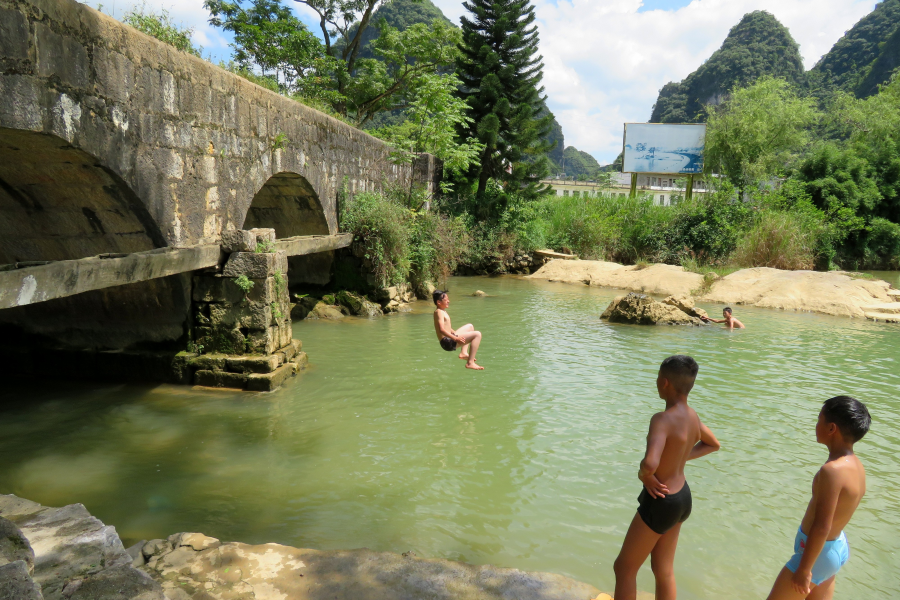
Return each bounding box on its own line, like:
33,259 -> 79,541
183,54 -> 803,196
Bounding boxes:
629,173 -> 637,198
686,175 -> 694,201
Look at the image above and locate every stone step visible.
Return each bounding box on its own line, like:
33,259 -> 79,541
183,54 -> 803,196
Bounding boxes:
0,495 -> 165,600
888,289 -> 900,297
865,312 -> 900,323
862,302 -> 900,313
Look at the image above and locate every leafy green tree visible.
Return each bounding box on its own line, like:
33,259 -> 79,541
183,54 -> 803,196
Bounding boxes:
123,6 -> 202,56
704,77 -> 820,195
340,19 -> 462,126
457,0 -> 553,206
205,0 -> 331,98
370,72 -> 484,189
206,0 -> 459,126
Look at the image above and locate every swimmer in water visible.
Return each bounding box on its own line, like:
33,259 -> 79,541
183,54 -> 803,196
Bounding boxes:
701,307 -> 745,329
432,290 -> 484,371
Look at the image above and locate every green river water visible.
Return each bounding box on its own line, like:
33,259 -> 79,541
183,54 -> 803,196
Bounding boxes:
1,275 -> 898,599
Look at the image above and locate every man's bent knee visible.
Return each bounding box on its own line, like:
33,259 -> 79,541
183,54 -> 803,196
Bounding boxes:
613,556 -> 638,578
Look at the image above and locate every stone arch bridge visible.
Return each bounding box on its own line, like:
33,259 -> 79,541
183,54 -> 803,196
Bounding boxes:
0,0 -> 439,386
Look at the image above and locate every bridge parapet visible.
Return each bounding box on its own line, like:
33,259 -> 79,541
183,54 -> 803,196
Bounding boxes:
0,0 -> 437,251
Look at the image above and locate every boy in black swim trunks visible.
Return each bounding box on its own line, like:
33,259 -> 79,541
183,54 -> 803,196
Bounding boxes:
613,355 -> 720,600
433,290 -> 484,370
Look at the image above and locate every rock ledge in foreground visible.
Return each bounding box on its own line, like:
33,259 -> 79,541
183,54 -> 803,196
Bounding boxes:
142,533 -> 604,600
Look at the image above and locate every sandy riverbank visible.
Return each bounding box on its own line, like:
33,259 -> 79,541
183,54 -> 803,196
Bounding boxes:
529,260 -> 899,319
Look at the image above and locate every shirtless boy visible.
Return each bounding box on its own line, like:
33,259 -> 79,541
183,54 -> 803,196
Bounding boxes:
702,306 -> 745,329
766,396 -> 871,600
432,290 -> 484,371
614,355 -> 720,600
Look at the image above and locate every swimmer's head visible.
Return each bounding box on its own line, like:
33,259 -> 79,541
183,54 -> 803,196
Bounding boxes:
658,355 -> 699,396
432,290 -> 448,306
723,307 -> 733,315
819,396 -> 871,443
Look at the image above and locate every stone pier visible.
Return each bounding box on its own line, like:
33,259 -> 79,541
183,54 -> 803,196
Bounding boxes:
181,228 -> 308,391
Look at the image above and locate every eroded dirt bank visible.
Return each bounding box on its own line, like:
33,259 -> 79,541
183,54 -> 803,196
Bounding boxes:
529,260 -> 899,319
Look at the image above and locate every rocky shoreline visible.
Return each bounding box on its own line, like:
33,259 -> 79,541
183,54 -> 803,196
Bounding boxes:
530,260 -> 900,320
1,494 -> 611,600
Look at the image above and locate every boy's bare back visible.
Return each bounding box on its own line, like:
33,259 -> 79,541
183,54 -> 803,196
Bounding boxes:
647,404 -> 701,492
801,455 -> 866,540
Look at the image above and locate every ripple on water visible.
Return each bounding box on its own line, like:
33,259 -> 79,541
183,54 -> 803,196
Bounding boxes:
0,275 -> 898,599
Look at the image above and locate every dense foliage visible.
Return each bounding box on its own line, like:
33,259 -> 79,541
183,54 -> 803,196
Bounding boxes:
560,146 -> 603,179
650,11 -> 806,123
457,0 -> 553,203
809,0 -> 900,97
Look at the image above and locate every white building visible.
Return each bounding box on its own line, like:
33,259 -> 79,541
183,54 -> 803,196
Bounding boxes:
542,173 -> 710,206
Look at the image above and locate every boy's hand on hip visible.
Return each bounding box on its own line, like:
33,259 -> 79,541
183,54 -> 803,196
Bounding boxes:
639,471 -> 669,498
791,569 -> 812,595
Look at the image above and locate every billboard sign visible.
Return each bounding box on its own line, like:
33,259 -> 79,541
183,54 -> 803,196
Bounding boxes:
622,123 -> 706,174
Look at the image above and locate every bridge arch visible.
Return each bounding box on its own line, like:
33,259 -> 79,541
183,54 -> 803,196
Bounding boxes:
242,171 -> 335,286
0,129 -> 165,264
242,172 -> 329,237
0,129 -> 190,350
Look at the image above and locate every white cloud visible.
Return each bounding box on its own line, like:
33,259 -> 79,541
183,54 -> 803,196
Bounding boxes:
96,0 -> 878,164
532,0 -> 876,163
89,0 -> 232,60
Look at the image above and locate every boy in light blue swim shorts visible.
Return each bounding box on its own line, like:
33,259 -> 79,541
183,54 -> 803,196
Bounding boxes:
767,396 -> 871,600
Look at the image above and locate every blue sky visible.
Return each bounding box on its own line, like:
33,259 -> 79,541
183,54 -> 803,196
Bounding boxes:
94,0 -> 877,164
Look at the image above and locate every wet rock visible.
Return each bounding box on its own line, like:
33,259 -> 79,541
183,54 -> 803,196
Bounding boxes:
415,280 -> 436,299
473,290 -> 487,297
662,294 -> 709,320
309,302 -> 345,320
335,291 -> 384,318
601,293 -> 703,325
0,560 -> 43,600
0,516 -> 34,574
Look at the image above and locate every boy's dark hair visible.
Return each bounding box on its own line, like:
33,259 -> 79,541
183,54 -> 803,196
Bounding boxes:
724,307 -> 733,314
432,290 -> 447,305
822,396 -> 871,442
659,355 -> 699,394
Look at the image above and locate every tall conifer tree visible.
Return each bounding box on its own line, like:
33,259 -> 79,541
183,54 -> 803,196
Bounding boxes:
457,0 -> 553,203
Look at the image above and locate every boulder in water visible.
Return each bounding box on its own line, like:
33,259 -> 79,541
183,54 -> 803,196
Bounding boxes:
473,290 -> 487,297
336,291 -> 384,318
662,294 -> 709,320
601,293 -> 704,325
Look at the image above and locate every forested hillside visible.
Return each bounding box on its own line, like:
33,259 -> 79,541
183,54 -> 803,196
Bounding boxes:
339,0 -> 452,60
650,11 -> 805,123
809,0 -> 900,97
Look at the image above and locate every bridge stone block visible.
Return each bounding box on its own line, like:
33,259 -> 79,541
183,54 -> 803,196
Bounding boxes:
222,252 -> 279,278
0,8 -> 28,63
220,230 -> 255,254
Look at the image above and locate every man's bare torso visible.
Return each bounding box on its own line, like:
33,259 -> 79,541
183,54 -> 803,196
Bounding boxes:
653,405 -> 701,493
800,455 -> 866,540
434,308 -> 452,340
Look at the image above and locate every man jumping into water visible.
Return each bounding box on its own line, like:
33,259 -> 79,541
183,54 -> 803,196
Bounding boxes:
701,307 -> 745,329
433,290 -> 484,370
766,396 -> 870,600
613,355 -> 720,600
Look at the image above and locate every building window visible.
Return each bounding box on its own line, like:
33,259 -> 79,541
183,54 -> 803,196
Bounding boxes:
660,195 -> 665,205
563,190 -> 569,197
573,191 -> 580,198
